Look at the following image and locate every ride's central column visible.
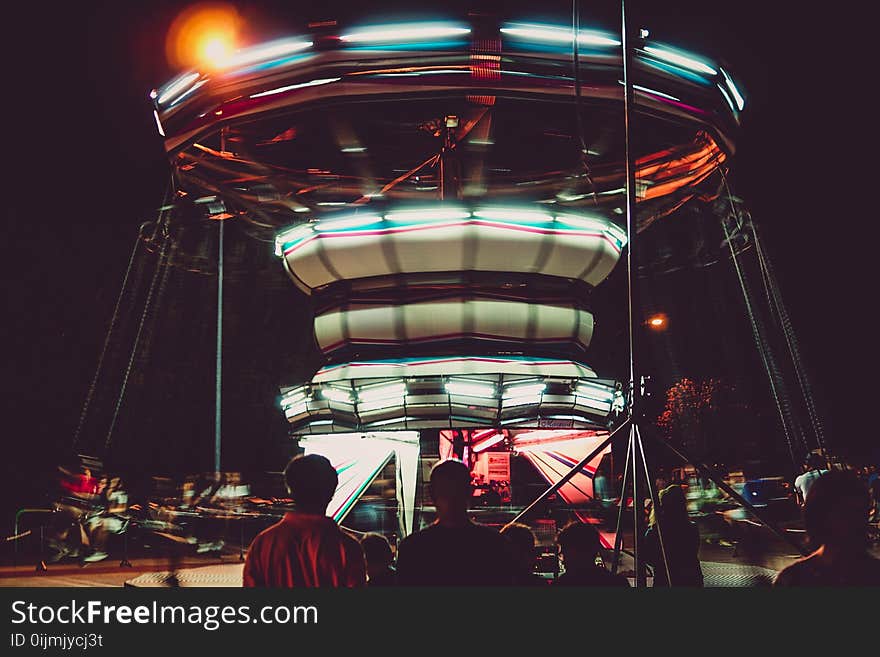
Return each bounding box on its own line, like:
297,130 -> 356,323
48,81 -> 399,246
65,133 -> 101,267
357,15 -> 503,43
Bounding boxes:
275,204 -> 625,435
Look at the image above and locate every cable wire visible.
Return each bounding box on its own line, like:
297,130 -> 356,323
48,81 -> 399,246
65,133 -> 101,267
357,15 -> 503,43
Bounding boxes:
719,175 -> 805,468
104,224 -> 172,450
752,224 -> 826,453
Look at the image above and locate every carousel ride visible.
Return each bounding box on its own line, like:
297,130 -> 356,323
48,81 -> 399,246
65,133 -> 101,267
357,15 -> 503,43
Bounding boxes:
153,15 -> 741,530
42,11 -> 826,576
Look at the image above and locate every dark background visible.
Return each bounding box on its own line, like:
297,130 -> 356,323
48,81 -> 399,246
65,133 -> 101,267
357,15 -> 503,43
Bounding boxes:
1,1 -> 871,528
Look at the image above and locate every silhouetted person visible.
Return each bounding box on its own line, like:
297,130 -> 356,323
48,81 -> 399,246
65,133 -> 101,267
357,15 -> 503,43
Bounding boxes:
395,459 -> 513,586
501,523 -> 546,586
794,453 -> 828,507
555,521 -> 629,587
643,485 -> 703,587
361,533 -> 396,586
774,469 -> 880,586
243,454 -> 366,587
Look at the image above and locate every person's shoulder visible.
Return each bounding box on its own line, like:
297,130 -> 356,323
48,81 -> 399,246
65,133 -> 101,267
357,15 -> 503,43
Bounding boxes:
469,522 -> 504,541
401,524 -> 437,541
398,525 -> 437,550
773,555 -> 820,586
251,518 -> 285,542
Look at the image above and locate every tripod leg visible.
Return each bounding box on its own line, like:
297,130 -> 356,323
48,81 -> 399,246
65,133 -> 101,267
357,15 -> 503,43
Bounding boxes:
635,424 -> 672,586
631,423 -> 647,586
611,429 -> 633,575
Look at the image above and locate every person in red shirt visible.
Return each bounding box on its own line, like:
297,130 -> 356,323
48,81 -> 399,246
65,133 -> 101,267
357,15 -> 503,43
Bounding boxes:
243,454 -> 366,587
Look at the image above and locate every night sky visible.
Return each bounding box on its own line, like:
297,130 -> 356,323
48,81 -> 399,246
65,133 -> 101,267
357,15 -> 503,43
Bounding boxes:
1,1 -> 872,525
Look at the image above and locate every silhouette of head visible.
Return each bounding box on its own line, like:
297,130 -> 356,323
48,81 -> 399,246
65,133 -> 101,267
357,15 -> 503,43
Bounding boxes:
430,459 -> 472,522
651,484 -> 689,526
557,522 -> 600,571
360,533 -> 393,569
804,469 -> 870,550
284,454 -> 338,515
501,523 -> 537,573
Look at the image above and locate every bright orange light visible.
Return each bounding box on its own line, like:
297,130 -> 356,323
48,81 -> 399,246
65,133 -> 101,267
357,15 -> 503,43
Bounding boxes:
166,3 -> 241,71
647,314 -> 668,330
200,34 -> 235,68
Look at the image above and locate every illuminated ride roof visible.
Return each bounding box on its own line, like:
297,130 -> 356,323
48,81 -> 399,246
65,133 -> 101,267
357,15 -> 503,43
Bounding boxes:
152,19 -> 740,236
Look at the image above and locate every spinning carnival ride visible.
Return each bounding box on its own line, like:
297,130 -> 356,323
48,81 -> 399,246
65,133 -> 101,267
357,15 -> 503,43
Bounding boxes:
142,15 -> 794,537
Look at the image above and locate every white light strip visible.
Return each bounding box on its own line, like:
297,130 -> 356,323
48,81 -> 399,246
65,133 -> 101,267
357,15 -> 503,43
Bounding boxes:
322,388 -> 353,404
153,110 -> 165,137
366,416 -> 417,428
223,39 -> 312,69
357,382 -> 407,402
500,25 -> 620,47
472,433 -> 505,453
717,84 -> 737,114
502,383 -> 547,398
554,214 -> 609,231
340,23 -> 470,43
605,223 -> 629,247
384,208 -> 471,223
574,398 -> 613,412
575,381 -> 614,399
275,224 -> 314,256
720,68 -> 745,111
168,79 -> 206,107
315,214 -> 381,231
445,381 -> 496,398
473,208 -> 552,223
281,391 -> 308,406
250,77 -> 340,99
157,72 -> 200,105
617,80 -> 681,102
358,397 -> 407,412
284,403 -> 309,418
643,45 -> 717,76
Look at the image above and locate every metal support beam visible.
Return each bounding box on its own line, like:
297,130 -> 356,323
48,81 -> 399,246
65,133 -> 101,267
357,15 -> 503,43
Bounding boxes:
621,0 -> 648,587
510,420 -> 629,525
610,429 -> 632,575
215,218 -> 224,475
661,439 -> 808,556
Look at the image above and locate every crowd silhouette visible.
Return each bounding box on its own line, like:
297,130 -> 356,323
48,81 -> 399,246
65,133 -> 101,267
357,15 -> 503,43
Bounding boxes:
243,455 -> 880,588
